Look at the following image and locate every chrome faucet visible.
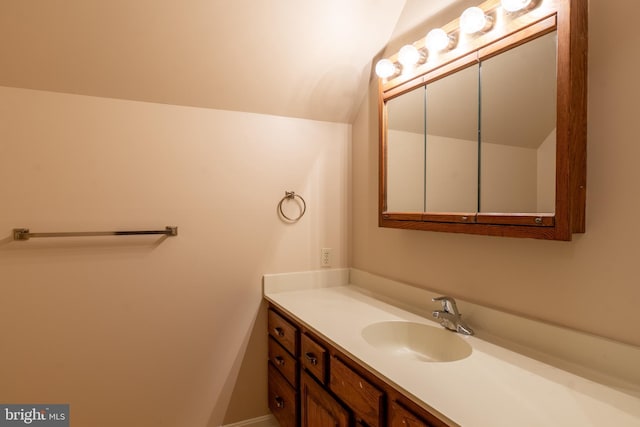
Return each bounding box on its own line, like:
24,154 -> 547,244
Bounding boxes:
432,296 -> 474,335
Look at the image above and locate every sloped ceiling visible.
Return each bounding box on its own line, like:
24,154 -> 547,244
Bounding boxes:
0,0 -> 470,123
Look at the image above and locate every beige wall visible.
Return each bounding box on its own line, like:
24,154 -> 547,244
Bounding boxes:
352,0 -> 640,348
0,86 -> 349,426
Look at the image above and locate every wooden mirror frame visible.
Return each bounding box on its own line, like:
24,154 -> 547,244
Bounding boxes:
378,0 -> 587,240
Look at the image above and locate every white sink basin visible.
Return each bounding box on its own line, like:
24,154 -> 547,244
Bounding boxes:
361,321 -> 472,362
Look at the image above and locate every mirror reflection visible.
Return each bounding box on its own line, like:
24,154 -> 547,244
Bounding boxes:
426,64 -> 478,213
385,31 -> 557,217
480,31 -> 557,213
386,86 -> 425,212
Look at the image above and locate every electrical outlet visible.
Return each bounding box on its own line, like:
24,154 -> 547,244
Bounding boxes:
321,248 -> 332,267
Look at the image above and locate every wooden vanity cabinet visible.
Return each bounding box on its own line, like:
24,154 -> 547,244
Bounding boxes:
267,304 -> 451,427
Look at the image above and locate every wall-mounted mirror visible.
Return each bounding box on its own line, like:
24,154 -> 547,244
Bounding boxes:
386,86 -> 425,212
480,31 -> 557,214
387,64 -> 479,214
379,0 -> 586,240
427,64 -> 479,213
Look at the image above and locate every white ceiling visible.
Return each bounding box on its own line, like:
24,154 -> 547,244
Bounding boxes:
0,0 -> 469,123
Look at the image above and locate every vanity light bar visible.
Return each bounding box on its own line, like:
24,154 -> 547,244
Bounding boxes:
375,0 -> 536,78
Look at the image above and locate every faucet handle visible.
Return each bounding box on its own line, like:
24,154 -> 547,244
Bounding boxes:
432,296 -> 459,315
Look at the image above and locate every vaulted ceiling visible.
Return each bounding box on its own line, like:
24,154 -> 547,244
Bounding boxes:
0,0 -> 468,123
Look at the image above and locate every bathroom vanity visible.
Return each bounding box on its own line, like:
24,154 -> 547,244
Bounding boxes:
263,269 -> 640,426
267,305 -> 449,427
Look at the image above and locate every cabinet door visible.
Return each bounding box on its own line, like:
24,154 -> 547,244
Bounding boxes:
301,371 -> 350,427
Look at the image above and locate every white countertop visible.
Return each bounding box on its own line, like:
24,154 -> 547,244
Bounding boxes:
264,282 -> 640,426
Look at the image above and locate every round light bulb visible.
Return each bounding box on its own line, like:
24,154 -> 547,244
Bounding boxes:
460,7 -> 490,34
501,0 -> 532,12
398,45 -> 421,67
426,29 -> 451,52
375,59 -> 398,78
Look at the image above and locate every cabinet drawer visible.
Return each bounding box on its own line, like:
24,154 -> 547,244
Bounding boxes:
329,356 -> 384,427
268,309 -> 298,356
268,337 -> 298,387
389,401 -> 432,427
268,364 -> 298,427
301,333 -> 327,384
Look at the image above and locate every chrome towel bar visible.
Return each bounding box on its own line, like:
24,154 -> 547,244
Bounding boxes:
12,226 -> 178,241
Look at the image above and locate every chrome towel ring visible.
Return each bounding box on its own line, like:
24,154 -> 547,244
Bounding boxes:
278,191 -> 306,222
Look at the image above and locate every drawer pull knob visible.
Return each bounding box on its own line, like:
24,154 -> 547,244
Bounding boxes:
274,356 -> 285,366
305,352 -> 318,365
274,327 -> 285,337
274,396 -> 285,409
